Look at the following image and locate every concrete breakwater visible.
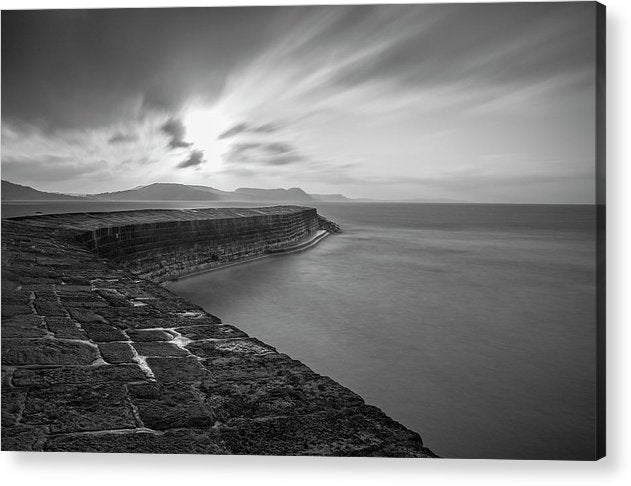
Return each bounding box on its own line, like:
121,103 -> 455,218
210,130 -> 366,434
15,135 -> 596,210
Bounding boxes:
1,206 -> 436,456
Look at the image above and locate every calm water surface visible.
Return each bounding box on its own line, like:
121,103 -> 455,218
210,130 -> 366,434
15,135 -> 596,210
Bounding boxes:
3,201 -> 597,459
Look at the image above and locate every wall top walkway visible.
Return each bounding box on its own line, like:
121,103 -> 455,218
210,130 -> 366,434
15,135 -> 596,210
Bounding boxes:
6,206 -> 313,232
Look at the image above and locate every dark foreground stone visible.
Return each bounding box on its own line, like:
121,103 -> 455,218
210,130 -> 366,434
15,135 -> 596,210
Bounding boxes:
12,364 -> 146,386
44,429 -> 229,454
1,210 -> 436,457
1,339 -> 98,366
22,383 -> 137,433
220,405 -> 437,457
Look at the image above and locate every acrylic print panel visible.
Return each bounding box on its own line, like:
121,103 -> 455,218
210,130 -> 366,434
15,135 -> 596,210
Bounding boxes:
0,2 -> 605,460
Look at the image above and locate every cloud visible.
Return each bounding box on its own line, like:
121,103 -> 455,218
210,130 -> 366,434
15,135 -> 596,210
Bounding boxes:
0,117 -> 184,193
109,132 -> 139,144
218,122 -> 281,139
253,123 -> 280,133
177,149 -> 205,168
266,154 -> 303,165
1,155 -> 108,182
160,118 -> 192,149
218,123 -> 248,139
224,142 -> 304,166
264,142 -> 293,155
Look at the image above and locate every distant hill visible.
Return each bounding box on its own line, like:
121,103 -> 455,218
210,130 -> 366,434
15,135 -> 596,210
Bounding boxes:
2,180 -> 353,203
187,185 -> 234,198
94,183 -> 221,201
310,193 -> 351,202
1,180 -> 84,201
233,187 -> 314,202
96,184 -> 316,202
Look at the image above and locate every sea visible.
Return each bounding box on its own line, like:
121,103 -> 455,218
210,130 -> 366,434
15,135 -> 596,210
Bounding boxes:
2,200 -> 598,459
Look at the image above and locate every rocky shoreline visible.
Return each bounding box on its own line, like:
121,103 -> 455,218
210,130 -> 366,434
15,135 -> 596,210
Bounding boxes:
1,207 -> 436,457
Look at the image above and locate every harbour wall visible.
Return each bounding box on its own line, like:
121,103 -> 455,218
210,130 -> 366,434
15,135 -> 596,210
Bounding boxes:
11,206 -> 338,282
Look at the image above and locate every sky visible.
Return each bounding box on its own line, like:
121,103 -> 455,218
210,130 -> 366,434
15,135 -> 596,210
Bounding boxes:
1,3 -> 598,202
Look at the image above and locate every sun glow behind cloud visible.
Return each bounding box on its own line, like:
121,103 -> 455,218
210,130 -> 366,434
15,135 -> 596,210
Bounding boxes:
182,104 -> 231,169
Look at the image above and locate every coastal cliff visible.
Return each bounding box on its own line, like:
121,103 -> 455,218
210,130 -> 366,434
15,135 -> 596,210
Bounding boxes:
1,206 -> 436,457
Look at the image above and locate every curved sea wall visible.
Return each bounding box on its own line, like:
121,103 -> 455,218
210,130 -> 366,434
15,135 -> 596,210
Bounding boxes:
1,206 -> 435,457
11,206 -> 337,282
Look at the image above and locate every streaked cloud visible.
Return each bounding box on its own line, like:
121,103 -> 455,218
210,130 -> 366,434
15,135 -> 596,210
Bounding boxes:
0,115 -> 182,193
225,142 -> 304,166
160,118 -> 192,149
218,122 -> 280,139
177,149 -> 205,169
109,132 -> 139,144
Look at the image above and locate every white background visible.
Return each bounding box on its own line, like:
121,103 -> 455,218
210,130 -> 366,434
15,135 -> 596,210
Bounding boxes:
0,1 -> 628,485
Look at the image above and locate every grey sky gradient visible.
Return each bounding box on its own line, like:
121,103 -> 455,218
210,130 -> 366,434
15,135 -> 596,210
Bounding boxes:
1,3 -> 597,202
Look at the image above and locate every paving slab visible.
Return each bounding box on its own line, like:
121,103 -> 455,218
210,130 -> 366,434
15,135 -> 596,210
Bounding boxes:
12,364 -> 147,386
33,299 -> 65,316
1,339 -> 98,366
202,353 -> 314,383
45,317 -> 88,340
44,428 -> 228,454
128,382 -> 215,430
2,315 -> 48,338
2,390 -> 26,426
1,425 -> 48,451
125,329 -> 173,342
220,405 -> 434,457
174,325 -> 247,340
98,342 -> 136,364
81,321 -> 127,342
132,342 -> 189,357
200,372 -> 364,421
22,383 -> 137,433
186,338 -> 276,358
146,357 -> 210,383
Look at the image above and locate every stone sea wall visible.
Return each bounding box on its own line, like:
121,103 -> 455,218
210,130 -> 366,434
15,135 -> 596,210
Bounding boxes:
1,206 -> 436,457
82,207 -> 322,281
13,206 -> 328,282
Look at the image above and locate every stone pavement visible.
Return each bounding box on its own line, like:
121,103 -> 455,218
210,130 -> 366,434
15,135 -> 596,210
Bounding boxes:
1,210 -> 436,456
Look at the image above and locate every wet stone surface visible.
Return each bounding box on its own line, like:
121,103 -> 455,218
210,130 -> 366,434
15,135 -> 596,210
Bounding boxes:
33,300 -> 65,316
12,364 -> 147,386
219,405 -> 437,457
1,425 -> 48,451
132,342 -> 189,357
2,315 -> 48,338
2,390 -> 26,426
146,357 -> 209,383
200,373 -> 365,421
125,329 -> 173,342
44,428 -> 229,454
45,317 -> 88,340
1,210 -> 434,457
22,383 -> 137,433
128,382 -> 215,430
67,308 -> 107,323
1,339 -> 98,366
186,338 -> 276,358
202,353 -> 314,383
80,321 -> 128,342
98,342 -> 136,364
1,304 -> 32,318
175,325 -> 247,341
